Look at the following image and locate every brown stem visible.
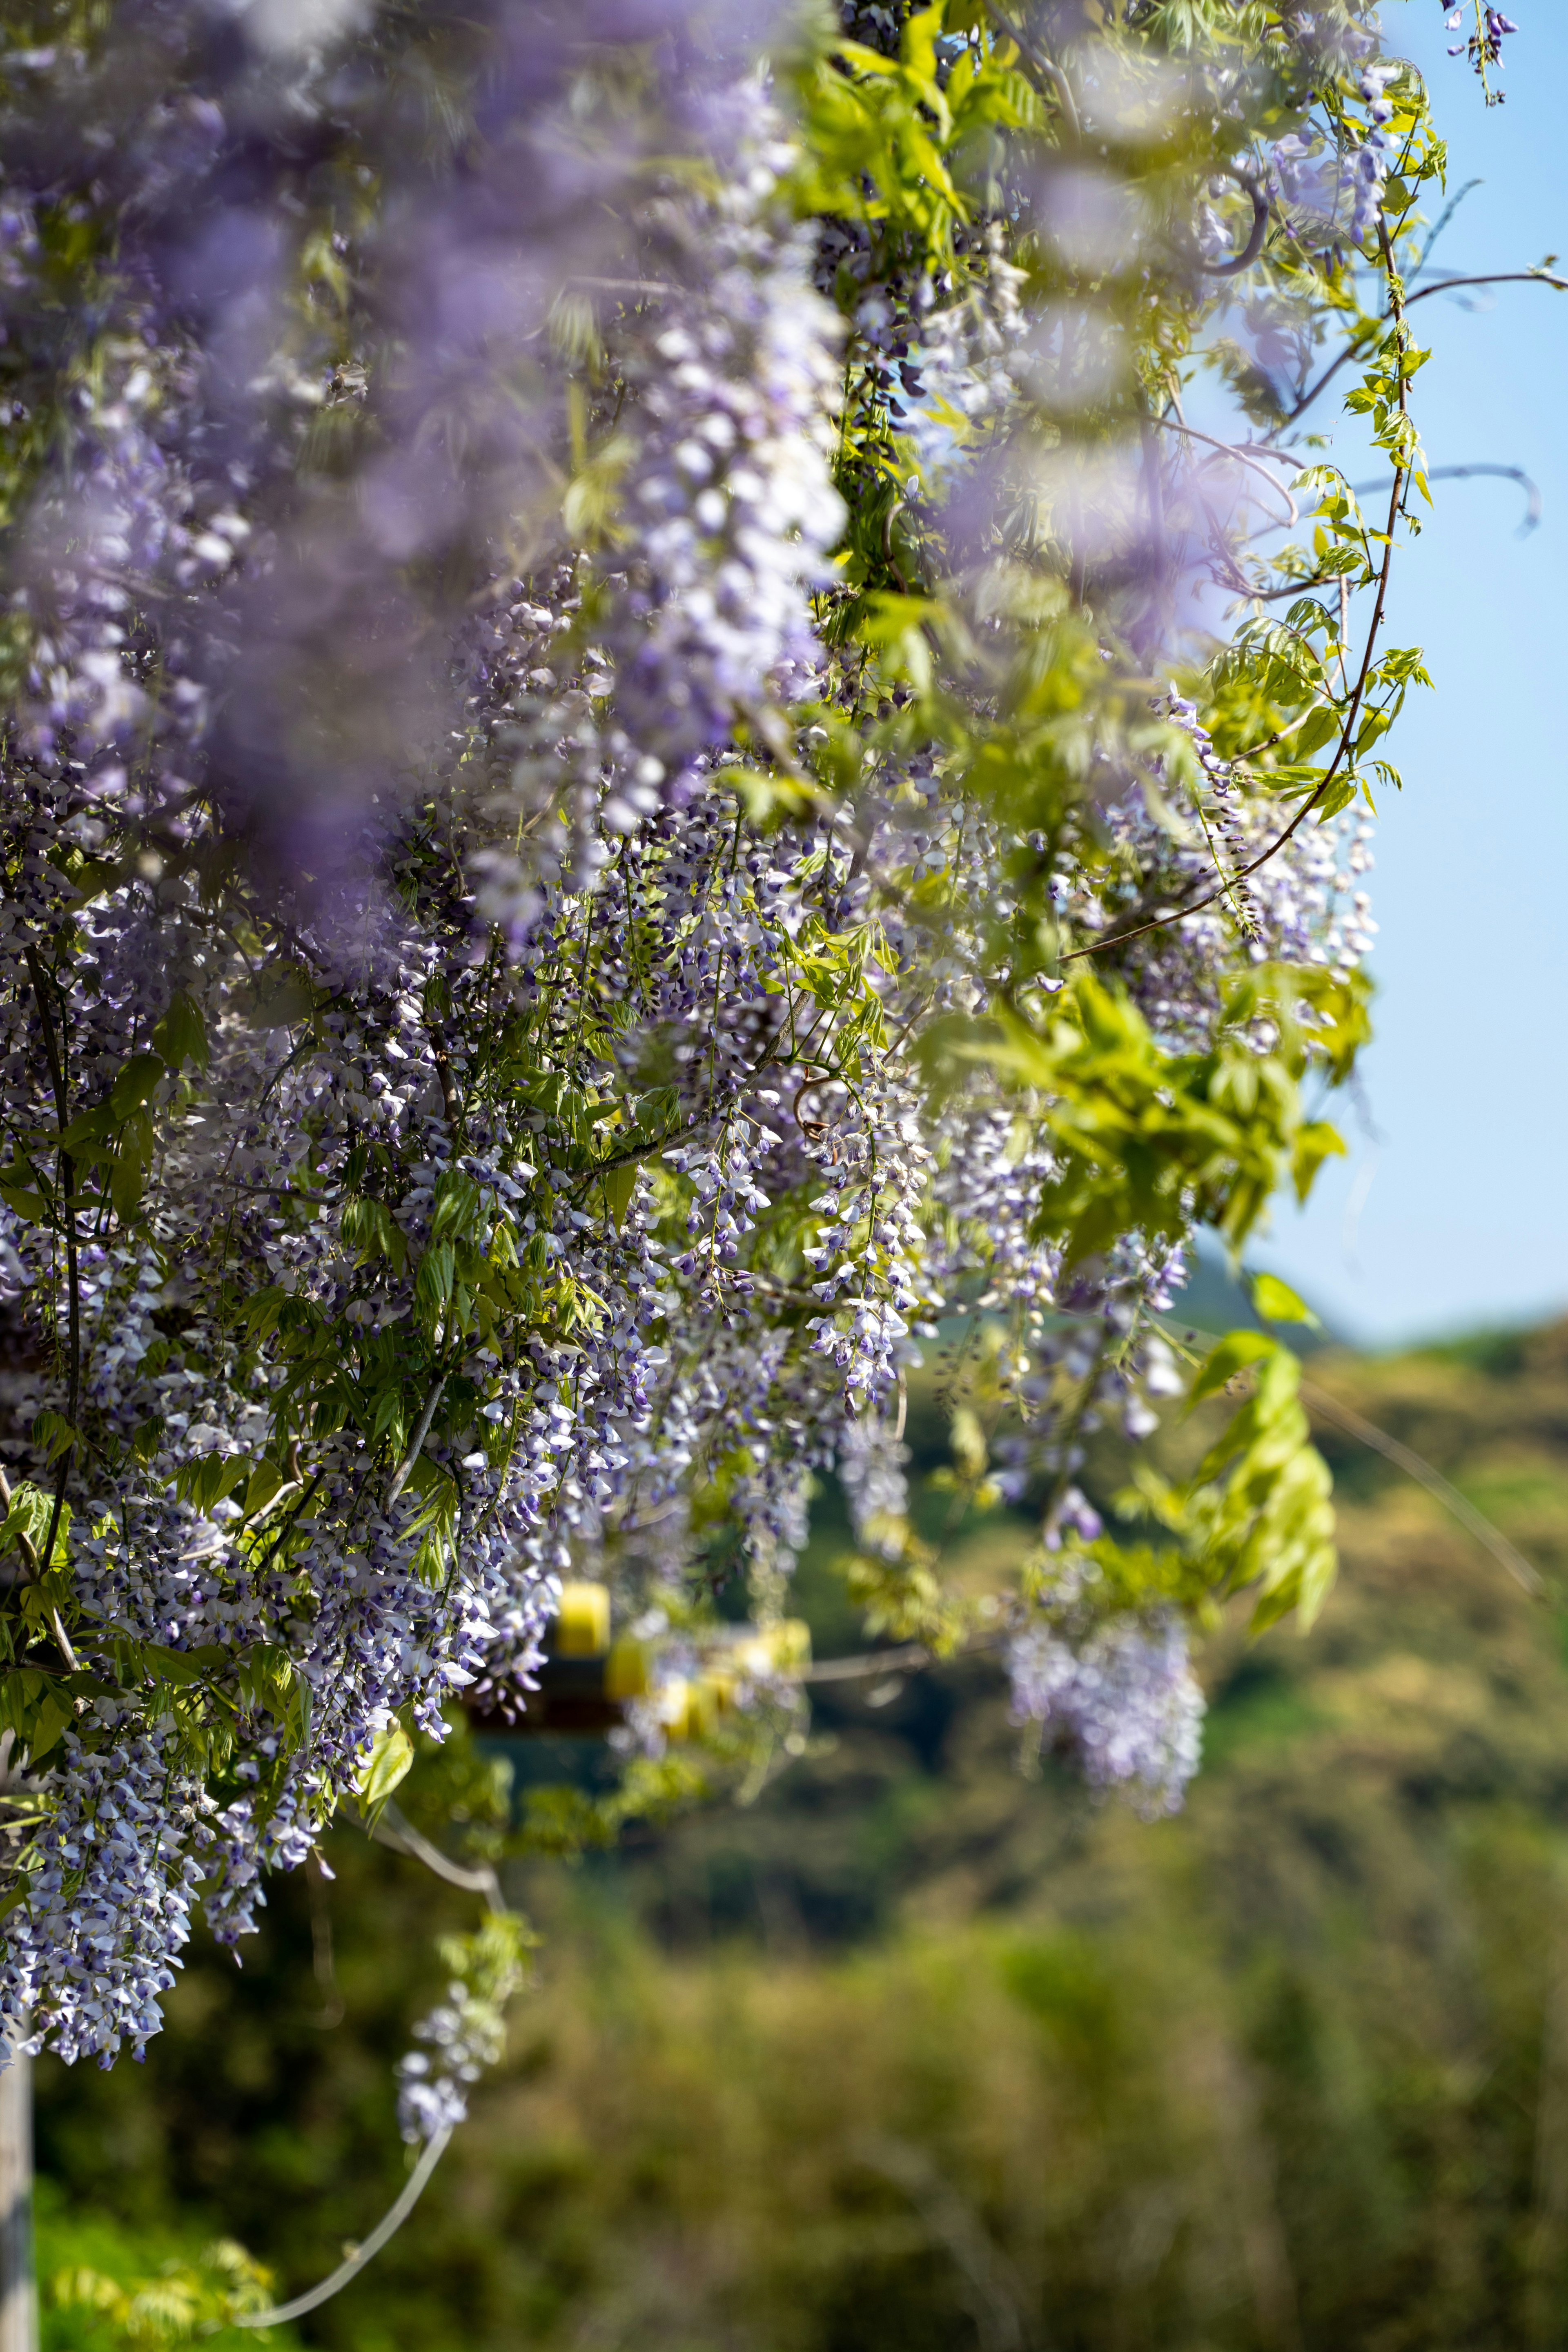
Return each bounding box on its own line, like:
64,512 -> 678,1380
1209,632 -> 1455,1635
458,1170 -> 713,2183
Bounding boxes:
1290,270 -> 1568,424
430,1042 -> 462,1134
1200,166 -> 1271,278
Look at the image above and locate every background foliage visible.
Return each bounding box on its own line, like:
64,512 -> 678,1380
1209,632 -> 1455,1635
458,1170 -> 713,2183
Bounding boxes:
32,1289 -> 1568,2351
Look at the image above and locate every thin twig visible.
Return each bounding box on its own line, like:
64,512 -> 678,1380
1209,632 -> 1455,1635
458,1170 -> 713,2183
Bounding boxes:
429,1038 -> 462,1134
1289,270 -> 1568,424
799,1642 -> 934,1686
1411,177 -> 1483,275
1405,269 -> 1568,305
244,1476 -> 303,1530
567,275 -> 676,296
1301,1379 -> 1543,1598
1230,697 -> 1336,762
1156,1315 -> 1546,1603
1350,460 -> 1541,535
796,1633 -> 1009,1686
1242,571 -> 1341,604
209,1177 -> 335,1203
1149,414 -> 1298,527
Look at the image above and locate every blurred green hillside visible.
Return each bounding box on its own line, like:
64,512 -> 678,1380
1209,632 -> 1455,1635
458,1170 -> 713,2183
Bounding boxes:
35,1316 -> 1568,2352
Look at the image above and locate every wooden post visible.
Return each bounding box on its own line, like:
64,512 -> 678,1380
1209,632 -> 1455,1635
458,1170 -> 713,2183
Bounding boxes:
0,2046 -> 36,2352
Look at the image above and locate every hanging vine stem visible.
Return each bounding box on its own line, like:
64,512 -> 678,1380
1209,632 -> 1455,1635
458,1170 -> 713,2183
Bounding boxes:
225,2127 -> 454,2331
1199,163 -> 1271,278
368,1799 -> 504,1909
223,1808 -> 512,2328
1151,1318 -> 1543,1600
1299,1378 -> 1543,1598
386,1374 -> 449,1509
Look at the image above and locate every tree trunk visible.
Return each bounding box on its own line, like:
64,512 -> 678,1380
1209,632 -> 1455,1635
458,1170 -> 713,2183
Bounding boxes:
0,2049 -> 36,2352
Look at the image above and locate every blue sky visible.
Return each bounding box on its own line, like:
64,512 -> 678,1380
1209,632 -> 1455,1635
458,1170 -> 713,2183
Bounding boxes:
1241,1 -> 1568,1346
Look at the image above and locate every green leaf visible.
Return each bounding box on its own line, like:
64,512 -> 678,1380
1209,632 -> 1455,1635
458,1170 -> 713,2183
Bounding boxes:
1293,1120 -> 1347,1203
109,1107 -> 155,1221
27,1685 -> 73,1764
431,1174 -> 481,1243
57,1105 -> 115,1158
241,1459 -> 289,1517
151,989 -> 209,1071
1292,704 -> 1342,760
108,1051 -> 167,1120
359,1720 -> 415,1818
174,1454 -> 252,1512
247,965 -> 318,1029
416,1241 -> 457,1316
31,1412 -> 76,1470
0,1477 -> 61,1564
143,1644 -> 215,1687
1250,1273 -> 1321,1329
1314,775 -> 1358,823
1186,1330 -> 1277,1410
599,1160 -> 638,1230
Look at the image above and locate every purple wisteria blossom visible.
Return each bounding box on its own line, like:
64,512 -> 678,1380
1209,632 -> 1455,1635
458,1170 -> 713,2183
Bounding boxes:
0,0 -> 1403,2098
1009,1613 -> 1205,1819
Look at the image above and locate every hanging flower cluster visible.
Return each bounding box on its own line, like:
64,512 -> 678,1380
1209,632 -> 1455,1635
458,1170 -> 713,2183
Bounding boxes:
1009,1611 -> 1205,1820
0,0 -> 1464,2086
1446,3 -> 1519,102
395,1915 -> 531,2145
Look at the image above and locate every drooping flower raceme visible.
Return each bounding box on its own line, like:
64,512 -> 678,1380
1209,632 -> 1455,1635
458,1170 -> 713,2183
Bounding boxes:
1009,1612 -> 1205,1819
0,0 -> 1421,2097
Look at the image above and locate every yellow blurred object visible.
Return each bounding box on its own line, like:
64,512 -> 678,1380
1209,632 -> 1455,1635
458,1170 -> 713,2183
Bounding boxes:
655,1676 -> 692,1739
700,1668 -> 739,1717
604,1633 -> 651,1701
771,1619 -> 811,1674
732,1618 -> 811,1682
553,1580 -> 611,1657
683,1679 -> 719,1741
652,1674 -> 729,1742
